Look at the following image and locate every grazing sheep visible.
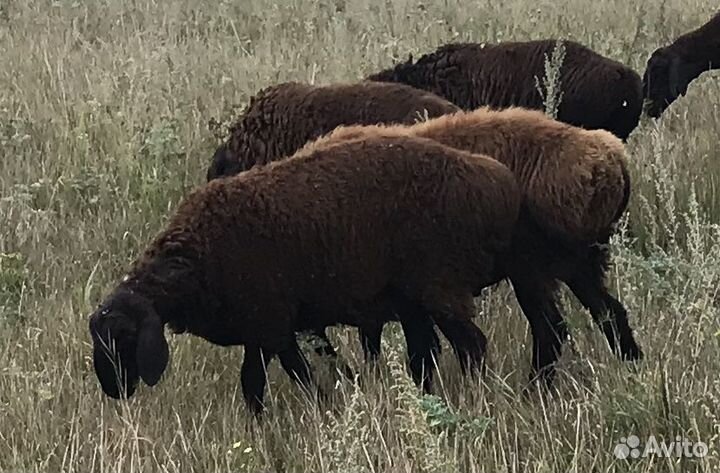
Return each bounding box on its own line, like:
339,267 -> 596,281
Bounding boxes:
307,106 -> 643,384
89,134 -> 521,413
206,80 -> 461,180
366,40 -> 644,141
643,11 -> 720,118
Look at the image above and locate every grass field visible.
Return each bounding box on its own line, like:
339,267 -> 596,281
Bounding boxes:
2,0 -> 720,471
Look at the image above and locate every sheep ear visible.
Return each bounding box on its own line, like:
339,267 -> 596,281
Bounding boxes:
91,333 -> 139,399
92,343 -> 123,398
135,312 -> 169,386
668,56 -> 684,100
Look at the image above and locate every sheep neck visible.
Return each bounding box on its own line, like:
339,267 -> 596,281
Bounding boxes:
672,12 -> 720,68
119,251 -> 205,334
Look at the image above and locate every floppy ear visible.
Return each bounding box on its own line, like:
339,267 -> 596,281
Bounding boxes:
91,332 -> 139,399
135,312 -> 169,386
207,143 -> 231,181
667,55 -> 683,99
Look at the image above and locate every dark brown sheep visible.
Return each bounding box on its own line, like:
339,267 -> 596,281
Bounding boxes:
206,80 -> 460,180
89,134 -> 520,413
207,80 -> 460,368
643,11 -> 720,118
308,106 -> 643,384
366,40 -> 644,141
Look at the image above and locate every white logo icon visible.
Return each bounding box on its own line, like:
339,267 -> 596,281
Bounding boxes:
614,435 -> 709,459
614,435 -> 641,459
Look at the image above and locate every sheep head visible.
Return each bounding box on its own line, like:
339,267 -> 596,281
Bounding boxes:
206,142 -> 242,181
88,288 -> 169,399
642,47 -> 704,118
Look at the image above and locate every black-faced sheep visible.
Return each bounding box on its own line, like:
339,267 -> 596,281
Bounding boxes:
307,106 -> 643,384
643,11 -> 720,118
205,80 -> 461,180
366,40 -> 644,141
89,134 -> 520,413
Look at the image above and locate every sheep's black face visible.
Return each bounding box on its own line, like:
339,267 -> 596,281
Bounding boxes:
643,49 -> 676,118
643,48 -> 702,118
206,143 -> 242,181
88,289 -> 169,400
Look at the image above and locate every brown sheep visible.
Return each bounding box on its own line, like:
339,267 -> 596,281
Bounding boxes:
306,106 -> 643,384
89,134 -> 521,413
366,40 -> 643,141
643,11 -> 720,118
206,80 -> 461,180
207,80 -> 460,367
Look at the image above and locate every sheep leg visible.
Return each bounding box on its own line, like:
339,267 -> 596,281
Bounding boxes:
277,338 -> 326,407
418,289 -> 486,378
358,320 -> 441,363
308,328 -> 356,380
241,345 -> 273,415
565,276 -> 642,361
510,276 -> 567,386
434,319 -> 487,378
358,324 -> 384,362
396,309 -> 440,393
309,328 -> 338,357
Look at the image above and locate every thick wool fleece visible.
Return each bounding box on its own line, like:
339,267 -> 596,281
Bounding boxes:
367,39 -> 643,140
309,106 -> 630,244
206,80 -> 460,180
90,134 -> 520,400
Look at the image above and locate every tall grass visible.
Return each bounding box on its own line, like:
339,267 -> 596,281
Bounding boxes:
535,39 -> 566,119
1,0 -> 720,471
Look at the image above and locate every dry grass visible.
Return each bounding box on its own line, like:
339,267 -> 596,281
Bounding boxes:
1,0 -> 720,471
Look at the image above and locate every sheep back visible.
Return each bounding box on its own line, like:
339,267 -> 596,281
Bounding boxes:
366,40 -> 643,140
132,135 -> 520,350
309,106 -> 630,244
206,81 -> 461,180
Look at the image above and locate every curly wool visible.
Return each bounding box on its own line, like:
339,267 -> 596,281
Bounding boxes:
90,134 -> 520,402
366,39 -> 643,141
206,80 -> 460,180
309,105 -> 630,244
